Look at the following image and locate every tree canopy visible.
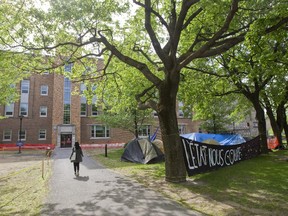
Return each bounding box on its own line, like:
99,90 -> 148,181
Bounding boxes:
1,0 -> 288,182
183,16 -> 288,150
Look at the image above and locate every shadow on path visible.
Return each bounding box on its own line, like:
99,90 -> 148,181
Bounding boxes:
41,147 -> 202,216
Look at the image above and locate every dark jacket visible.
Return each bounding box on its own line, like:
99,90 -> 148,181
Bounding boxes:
71,147 -> 83,163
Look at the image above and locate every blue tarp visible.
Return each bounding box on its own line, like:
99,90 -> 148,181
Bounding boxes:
181,133 -> 246,145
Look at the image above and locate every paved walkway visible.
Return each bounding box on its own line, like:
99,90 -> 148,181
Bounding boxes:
41,147 -> 202,216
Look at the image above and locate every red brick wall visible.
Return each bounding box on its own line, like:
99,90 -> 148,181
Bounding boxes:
0,73 -> 55,145
0,68 -> 201,146
51,73 -> 63,144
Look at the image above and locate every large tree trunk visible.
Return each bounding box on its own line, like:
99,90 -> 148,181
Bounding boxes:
243,91 -> 269,153
158,104 -> 187,183
157,74 -> 187,183
276,103 -> 287,147
282,111 -> 288,146
254,103 -> 269,153
265,103 -> 283,147
133,109 -> 139,138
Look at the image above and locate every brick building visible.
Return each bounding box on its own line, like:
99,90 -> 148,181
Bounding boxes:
0,65 -> 200,148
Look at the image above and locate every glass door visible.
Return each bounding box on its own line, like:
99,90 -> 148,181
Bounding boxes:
60,134 -> 72,148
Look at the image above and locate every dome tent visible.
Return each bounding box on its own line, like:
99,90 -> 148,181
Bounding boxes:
121,138 -> 164,164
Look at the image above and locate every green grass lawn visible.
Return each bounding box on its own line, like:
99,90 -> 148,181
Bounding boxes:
86,148 -> 288,216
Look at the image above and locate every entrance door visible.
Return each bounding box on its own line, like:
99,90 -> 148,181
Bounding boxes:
60,134 -> 72,148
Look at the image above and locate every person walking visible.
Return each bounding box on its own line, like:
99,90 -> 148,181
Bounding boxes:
70,141 -> 84,176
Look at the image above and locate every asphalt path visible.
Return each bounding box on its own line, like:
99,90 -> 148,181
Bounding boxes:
41,147 -> 202,216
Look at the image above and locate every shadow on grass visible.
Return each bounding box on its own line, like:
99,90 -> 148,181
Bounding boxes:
0,208 -> 31,216
0,166 -> 49,216
87,148 -> 288,215
183,151 -> 288,215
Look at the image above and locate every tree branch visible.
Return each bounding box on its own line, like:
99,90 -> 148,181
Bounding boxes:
182,8 -> 203,30
132,44 -> 161,68
178,0 -> 240,68
135,84 -> 158,110
213,89 -> 242,97
265,16 -> 288,34
143,0 -> 168,66
133,0 -> 169,31
184,66 -> 229,78
90,30 -> 162,88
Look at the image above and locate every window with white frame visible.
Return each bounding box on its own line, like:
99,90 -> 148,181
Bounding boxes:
178,102 -> 184,118
3,130 -> 12,141
21,80 -> 30,94
63,76 -> 71,124
64,63 -> 73,72
5,104 -> 14,116
80,83 -> 87,116
81,102 -> 87,116
40,85 -> 48,95
91,104 -> 98,116
20,103 -> 28,116
80,83 -> 86,94
153,111 -> 158,117
91,125 -> 110,138
39,129 -> 46,140
178,124 -> 186,135
138,125 -> 151,138
90,86 -> 97,116
40,106 -> 47,117
18,130 -> 26,141
20,80 -> 29,116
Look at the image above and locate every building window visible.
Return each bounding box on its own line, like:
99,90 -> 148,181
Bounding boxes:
40,106 -> 47,117
178,102 -> 184,118
63,63 -> 72,124
20,103 -> 28,116
81,103 -> 87,116
18,130 -> 26,141
5,104 -> 14,116
64,63 -> 73,72
91,104 -> 98,116
178,124 -> 186,134
39,129 -> 46,140
40,85 -> 48,95
3,130 -> 12,141
63,104 -> 70,124
138,125 -> 151,138
153,111 -> 158,117
21,80 -> 30,94
63,76 -> 71,124
80,83 -> 87,116
91,125 -> 110,138
91,88 -> 98,116
80,83 -> 86,94
20,80 -> 29,116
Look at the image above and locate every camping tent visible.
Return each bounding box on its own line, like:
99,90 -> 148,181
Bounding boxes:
121,138 -> 165,164
181,133 -> 246,145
